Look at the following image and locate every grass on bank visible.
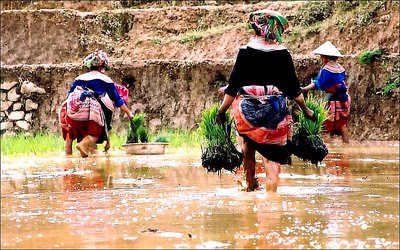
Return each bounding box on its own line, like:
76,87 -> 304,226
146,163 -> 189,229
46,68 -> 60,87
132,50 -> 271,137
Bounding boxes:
0,129 -> 204,157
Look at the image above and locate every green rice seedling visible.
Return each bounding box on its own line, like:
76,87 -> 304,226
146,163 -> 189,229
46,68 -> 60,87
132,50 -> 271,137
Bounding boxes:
159,129 -> 201,148
137,126 -> 149,143
154,134 -> 168,143
1,133 -> 64,156
131,113 -> 145,130
109,131 -> 125,150
292,93 -> 329,165
126,113 -> 147,143
198,104 -> 243,173
1,129 -> 199,157
297,94 -> 328,135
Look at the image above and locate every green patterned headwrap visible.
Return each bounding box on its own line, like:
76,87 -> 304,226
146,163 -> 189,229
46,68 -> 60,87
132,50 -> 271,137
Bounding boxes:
249,9 -> 289,43
83,50 -> 110,70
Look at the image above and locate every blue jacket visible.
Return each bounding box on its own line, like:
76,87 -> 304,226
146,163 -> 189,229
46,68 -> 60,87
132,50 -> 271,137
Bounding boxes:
68,71 -> 125,108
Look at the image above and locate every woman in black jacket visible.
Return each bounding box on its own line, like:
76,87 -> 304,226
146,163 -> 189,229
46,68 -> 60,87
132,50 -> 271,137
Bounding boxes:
217,9 -> 314,192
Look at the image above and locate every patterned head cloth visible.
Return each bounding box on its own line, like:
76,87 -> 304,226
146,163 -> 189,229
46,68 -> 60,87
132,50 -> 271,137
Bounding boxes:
83,50 -> 110,70
249,9 -> 289,43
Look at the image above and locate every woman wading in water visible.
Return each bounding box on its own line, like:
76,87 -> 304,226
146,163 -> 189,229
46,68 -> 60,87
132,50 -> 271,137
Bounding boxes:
302,41 -> 351,143
217,9 -> 314,192
59,50 -> 133,157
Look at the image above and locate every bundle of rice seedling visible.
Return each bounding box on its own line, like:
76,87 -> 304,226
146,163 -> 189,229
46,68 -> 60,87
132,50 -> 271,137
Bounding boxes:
292,94 -> 329,165
126,113 -> 149,143
198,104 -> 243,173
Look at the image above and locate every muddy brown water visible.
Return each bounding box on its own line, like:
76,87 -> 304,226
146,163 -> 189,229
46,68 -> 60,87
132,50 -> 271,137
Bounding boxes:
1,141 -> 399,249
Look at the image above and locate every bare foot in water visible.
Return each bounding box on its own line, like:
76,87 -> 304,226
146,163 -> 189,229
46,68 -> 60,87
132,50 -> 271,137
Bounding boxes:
246,179 -> 260,192
237,178 -> 260,192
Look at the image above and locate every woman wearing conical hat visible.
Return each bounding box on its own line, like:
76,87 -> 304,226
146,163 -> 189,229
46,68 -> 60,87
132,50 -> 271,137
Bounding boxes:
302,41 -> 351,143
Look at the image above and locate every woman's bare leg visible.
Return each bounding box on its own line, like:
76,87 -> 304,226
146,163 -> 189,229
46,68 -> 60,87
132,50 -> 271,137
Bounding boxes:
88,135 -> 99,155
242,139 -> 258,191
341,125 -> 349,143
87,135 -> 98,144
263,158 -> 280,192
64,134 -> 73,156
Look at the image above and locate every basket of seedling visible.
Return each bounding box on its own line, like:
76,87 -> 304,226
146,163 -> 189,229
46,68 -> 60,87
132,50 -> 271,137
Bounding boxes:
123,113 -> 168,155
198,104 -> 243,173
291,94 -> 329,165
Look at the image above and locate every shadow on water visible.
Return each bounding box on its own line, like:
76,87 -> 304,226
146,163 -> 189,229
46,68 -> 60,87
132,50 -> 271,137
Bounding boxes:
1,141 -> 399,249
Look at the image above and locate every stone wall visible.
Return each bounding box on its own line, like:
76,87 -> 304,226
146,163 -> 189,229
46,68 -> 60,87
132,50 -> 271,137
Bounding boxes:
1,79 -> 45,135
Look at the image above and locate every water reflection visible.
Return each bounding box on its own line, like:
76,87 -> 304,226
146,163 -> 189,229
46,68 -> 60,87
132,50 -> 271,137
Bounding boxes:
322,152 -> 351,181
1,142 -> 399,249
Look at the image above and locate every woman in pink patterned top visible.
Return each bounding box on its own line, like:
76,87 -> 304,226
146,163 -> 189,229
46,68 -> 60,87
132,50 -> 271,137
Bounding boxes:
59,50 -> 134,157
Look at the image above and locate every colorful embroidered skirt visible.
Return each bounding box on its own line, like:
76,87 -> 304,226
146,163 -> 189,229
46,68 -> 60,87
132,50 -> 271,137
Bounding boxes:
324,94 -> 351,134
231,85 -> 293,164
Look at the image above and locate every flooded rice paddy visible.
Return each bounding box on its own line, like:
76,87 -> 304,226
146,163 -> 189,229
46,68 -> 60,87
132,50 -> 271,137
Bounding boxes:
1,141 -> 399,249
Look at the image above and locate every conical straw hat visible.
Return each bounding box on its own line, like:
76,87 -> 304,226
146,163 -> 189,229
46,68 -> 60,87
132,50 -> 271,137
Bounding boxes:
312,41 -> 343,57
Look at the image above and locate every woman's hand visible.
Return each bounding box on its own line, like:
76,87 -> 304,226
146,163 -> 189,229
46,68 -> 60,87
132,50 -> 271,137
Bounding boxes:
302,81 -> 316,94
294,94 -> 315,121
218,86 -> 227,97
304,108 -> 315,121
120,104 -> 133,119
215,111 -> 226,125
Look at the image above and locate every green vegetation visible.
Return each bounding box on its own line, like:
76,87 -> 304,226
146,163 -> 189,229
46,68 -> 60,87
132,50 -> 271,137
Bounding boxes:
111,129 -> 198,148
119,0 -> 207,8
198,104 -> 233,144
158,129 -> 200,147
118,0 -> 267,9
356,1 -> 384,26
0,133 -> 64,156
126,113 -> 149,143
1,129 -> 205,156
358,49 -> 385,65
152,38 -> 162,45
154,134 -> 168,143
358,49 -> 385,95
292,94 -> 329,165
382,74 -> 400,96
180,34 -> 201,44
296,94 -> 328,135
198,104 -> 242,173
335,0 -> 359,13
98,12 -> 133,41
178,25 -> 236,44
293,2 -> 334,27
285,1 -> 385,47
146,24 -> 237,45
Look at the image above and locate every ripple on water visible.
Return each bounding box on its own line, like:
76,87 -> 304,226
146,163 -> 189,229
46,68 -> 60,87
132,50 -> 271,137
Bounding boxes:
195,240 -> 231,249
278,186 -> 358,196
112,178 -> 156,186
352,158 -> 399,163
278,173 -> 345,180
157,231 -> 184,238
